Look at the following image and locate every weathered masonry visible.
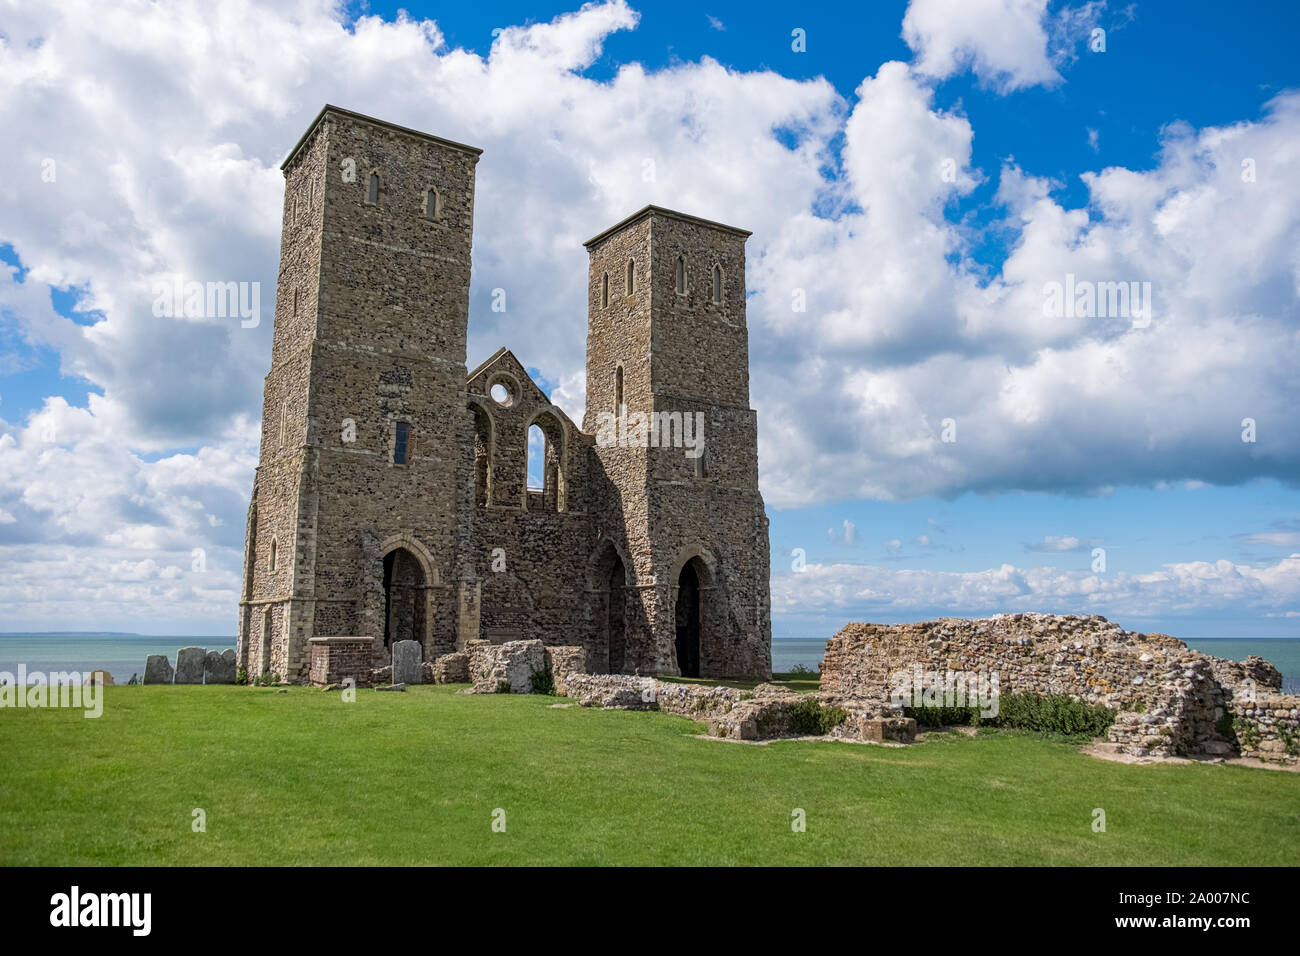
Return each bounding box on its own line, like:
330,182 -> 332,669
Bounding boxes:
237,105 -> 772,684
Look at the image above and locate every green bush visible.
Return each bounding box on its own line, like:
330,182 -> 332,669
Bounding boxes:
906,692 -> 1115,738
787,697 -> 847,735
235,667 -> 249,686
529,668 -> 556,696
787,663 -> 818,676
253,670 -> 280,687
987,693 -> 1115,738
903,704 -> 982,728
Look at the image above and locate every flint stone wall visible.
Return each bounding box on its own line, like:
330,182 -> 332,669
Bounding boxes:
544,646 -> 586,691
469,639 -> 547,693
558,673 -> 909,743
433,651 -> 470,684
1233,694 -> 1300,761
820,613 -> 1292,760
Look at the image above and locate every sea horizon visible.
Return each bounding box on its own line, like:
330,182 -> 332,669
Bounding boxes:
1,632 -> 1297,693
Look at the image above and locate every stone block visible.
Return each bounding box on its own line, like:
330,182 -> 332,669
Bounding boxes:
392,640 -> 423,685
143,655 -> 173,684
434,652 -> 470,684
470,639 -> 546,693
544,646 -> 586,690
174,647 -> 206,684
204,649 -> 237,684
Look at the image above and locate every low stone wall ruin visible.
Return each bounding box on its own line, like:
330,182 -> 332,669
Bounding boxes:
820,613 -> 1292,762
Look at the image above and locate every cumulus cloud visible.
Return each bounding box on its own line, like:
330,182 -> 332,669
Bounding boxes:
774,553 -> 1300,623
901,0 -> 1094,91
0,0 -> 1295,631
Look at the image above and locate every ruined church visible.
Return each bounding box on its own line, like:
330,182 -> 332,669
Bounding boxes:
237,105 -> 772,684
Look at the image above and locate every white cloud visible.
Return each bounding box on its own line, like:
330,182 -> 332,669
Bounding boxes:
0,0 -> 1295,631
1027,534 -> 1091,552
901,0 -> 1102,92
773,553 -> 1300,621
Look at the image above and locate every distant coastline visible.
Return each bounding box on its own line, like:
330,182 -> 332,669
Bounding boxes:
0,633 -> 1296,693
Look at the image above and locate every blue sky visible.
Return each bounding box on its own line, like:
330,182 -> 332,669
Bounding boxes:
1,0 -> 1298,638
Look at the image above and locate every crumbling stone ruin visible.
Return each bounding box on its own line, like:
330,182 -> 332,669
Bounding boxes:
236,105 -> 772,686
820,613 -> 1297,763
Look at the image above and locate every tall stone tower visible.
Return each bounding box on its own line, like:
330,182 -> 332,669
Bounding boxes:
582,206 -> 772,677
237,105 -> 482,681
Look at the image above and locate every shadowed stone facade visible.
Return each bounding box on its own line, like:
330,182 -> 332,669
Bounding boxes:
237,105 -> 772,684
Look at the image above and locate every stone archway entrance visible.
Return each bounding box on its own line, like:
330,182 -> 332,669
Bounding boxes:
383,547 -> 426,651
675,560 -> 702,678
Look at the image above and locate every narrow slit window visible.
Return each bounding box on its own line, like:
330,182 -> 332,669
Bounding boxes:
615,366 -> 624,409
394,422 -> 410,465
675,256 -> 685,294
424,187 -> 441,219
269,539 -> 277,572
711,264 -> 722,303
626,259 -> 635,295
601,273 -> 609,308
367,171 -> 380,205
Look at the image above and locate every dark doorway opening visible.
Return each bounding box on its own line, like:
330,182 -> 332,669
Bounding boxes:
675,562 -> 701,678
383,547 -> 426,650
608,555 -> 626,673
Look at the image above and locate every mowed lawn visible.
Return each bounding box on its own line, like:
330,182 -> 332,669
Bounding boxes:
1,684 -> 1297,866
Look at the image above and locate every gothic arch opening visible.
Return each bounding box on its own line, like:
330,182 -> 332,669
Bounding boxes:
675,558 -> 703,678
382,546 -> 427,651
590,541 -> 630,674
524,410 -> 567,512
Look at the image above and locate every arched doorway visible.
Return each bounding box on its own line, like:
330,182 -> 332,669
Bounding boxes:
383,547 -> 426,651
607,554 -> 626,673
675,561 -> 702,678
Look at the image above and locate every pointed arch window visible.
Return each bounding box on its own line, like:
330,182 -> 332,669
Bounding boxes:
675,256 -> 686,295
711,263 -> 722,303
367,171 -> 380,205
424,187 -> 442,219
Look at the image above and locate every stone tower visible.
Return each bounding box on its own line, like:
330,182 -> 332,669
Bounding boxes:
237,105 -> 482,680
240,107 -> 771,684
582,207 -> 772,677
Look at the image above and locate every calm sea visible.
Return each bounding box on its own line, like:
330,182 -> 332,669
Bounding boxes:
0,634 -> 235,683
773,636 -> 1300,693
0,634 -> 1296,692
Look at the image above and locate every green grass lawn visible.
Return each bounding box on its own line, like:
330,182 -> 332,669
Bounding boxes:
1,684 -> 1297,865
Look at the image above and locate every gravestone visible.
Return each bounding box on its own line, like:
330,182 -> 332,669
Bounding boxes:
391,640 -> 423,685
175,647 -> 206,684
204,649 -> 237,684
143,654 -> 174,684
